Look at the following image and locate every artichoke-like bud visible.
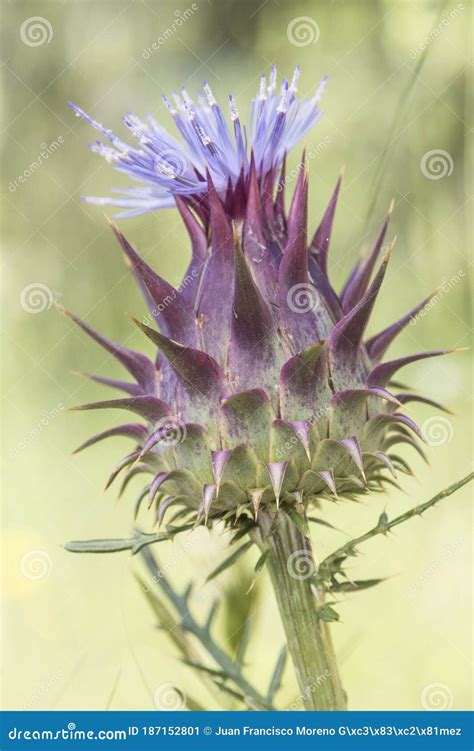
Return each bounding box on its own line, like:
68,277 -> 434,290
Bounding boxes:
67,68 -> 451,535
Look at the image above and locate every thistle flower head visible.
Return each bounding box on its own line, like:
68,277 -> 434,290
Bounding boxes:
69,66 -> 325,217
68,69 -> 451,535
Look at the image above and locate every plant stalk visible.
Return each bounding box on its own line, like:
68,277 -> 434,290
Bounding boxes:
251,509 -> 347,711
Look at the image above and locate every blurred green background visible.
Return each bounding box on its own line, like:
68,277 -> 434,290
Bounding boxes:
1,0 -> 472,711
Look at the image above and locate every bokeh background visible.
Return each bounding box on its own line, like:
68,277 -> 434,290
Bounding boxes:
1,0 -> 472,711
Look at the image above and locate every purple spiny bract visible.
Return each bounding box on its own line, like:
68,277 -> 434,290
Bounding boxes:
66,69 -> 451,532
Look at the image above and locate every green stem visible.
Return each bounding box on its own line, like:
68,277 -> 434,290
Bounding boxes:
251,509 -> 347,711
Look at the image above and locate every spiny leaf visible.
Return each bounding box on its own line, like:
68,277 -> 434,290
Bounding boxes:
65,532 -> 169,554
181,660 -> 228,680
134,573 -> 195,658
65,524 -> 194,555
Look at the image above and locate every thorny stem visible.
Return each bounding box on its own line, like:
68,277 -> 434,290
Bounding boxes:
140,546 -> 274,710
321,471 -> 474,571
251,509 -> 347,711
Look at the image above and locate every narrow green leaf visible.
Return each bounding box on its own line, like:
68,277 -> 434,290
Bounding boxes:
329,578 -> 385,593
254,549 -> 269,575
205,600 -> 220,631
212,679 -> 248,704
65,536 -> 160,554
206,541 -> 253,582
267,646 -> 287,701
307,516 -> 338,530
234,618 -> 252,668
246,549 -> 269,594
285,507 -> 310,538
228,522 -> 254,545
181,659 -> 228,680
